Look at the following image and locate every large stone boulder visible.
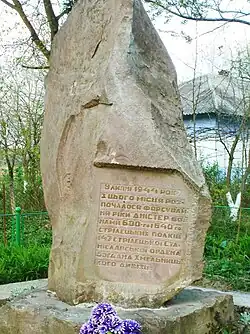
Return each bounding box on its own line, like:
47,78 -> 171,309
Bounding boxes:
41,0 -> 211,307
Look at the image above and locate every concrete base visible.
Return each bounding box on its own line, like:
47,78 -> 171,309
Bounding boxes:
0,280 -> 234,334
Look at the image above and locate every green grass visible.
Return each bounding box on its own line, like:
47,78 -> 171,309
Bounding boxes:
0,213 -> 51,284
0,244 -> 50,284
200,207 -> 250,291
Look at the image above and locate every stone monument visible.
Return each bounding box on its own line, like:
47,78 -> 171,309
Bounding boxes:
41,0 -> 211,307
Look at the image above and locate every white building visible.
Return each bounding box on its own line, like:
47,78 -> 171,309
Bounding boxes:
179,73 -> 250,173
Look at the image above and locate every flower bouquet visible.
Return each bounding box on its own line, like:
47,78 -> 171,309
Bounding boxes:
80,303 -> 142,334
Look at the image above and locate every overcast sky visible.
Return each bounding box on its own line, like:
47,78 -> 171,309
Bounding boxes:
154,0 -> 250,82
156,17 -> 250,82
1,0 -> 250,83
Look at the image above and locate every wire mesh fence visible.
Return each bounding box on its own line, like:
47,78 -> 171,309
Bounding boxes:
0,209 -> 51,246
0,206 -> 249,247
212,206 -> 250,224
211,206 -> 250,241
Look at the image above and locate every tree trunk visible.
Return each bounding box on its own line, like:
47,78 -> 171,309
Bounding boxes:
9,176 -> 16,213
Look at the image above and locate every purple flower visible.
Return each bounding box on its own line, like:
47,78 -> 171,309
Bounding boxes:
79,323 -> 88,334
79,303 -> 142,334
91,303 -> 117,326
121,319 -> 142,334
79,321 -> 96,334
98,315 -> 123,334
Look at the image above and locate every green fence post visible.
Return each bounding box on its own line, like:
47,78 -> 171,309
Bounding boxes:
15,207 -> 21,246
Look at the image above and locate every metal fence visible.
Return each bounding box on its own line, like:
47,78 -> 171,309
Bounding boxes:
0,206 -> 249,246
0,208 -> 50,246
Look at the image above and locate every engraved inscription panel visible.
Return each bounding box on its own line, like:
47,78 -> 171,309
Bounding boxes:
94,182 -> 191,284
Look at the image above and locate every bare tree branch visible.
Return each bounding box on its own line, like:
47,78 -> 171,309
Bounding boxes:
197,22 -> 228,38
22,64 -> 50,69
43,0 -> 58,41
0,0 -> 15,9
2,0 -> 51,60
56,8 -> 69,21
144,0 -> 250,26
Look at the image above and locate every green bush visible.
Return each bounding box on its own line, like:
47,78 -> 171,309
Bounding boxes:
0,164 -> 45,213
202,162 -> 250,207
202,163 -> 228,206
0,244 -> 50,284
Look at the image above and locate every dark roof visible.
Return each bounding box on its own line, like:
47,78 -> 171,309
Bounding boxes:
179,74 -> 250,117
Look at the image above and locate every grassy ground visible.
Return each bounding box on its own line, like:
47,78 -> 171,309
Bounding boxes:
0,213 -> 51,285
0,208 -> 249,291
0,244 -> 50,284
196,207 -> 250,291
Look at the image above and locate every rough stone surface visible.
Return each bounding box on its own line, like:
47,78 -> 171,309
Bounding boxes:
189,286 -> 250,309
41,0 -> 211,306
0,284 -> 234,334
0,279 -> 47,306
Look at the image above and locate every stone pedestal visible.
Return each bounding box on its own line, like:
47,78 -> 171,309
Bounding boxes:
0,281 -> 234,334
